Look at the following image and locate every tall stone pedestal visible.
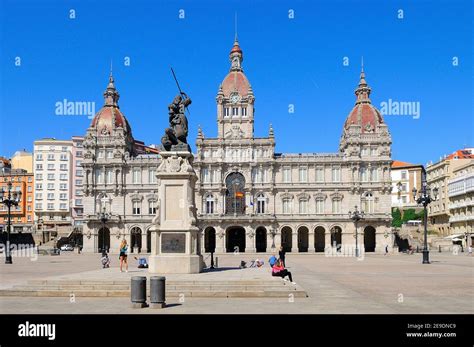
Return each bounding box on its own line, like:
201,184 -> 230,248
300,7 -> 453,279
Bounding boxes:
149,151 -> 203,274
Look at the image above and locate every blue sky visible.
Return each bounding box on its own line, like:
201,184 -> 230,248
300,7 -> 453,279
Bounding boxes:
0,0 -> 472,165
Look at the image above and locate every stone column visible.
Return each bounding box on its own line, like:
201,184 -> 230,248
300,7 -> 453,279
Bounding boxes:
246,227 -> 256,253
273,229 -> 281,253
308,232 -> 315,252
325,231 -> 332,250
291,231 -> 298,253
200,232 -> 206,254
215,225 -> 225,254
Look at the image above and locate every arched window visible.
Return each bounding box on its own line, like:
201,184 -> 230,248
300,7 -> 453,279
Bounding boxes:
256,194 -> 265,214
205,194 -> 215,214
362,192 -> 374,213
225,173 -> 245,215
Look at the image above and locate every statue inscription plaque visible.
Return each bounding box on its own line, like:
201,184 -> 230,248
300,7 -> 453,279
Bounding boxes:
161,233 -> 186,253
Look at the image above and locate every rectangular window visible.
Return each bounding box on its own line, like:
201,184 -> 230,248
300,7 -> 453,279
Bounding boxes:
133,201 -> 141,215
60,154 -> 67,161
361,167 -> 368,182
283,199 -> 291,214
299,199 -> 308,214
332,168 -> 341,182
401,196 -> 407,204
133,168 -> 141,184
60,174 -> 67,181
60,203 -> 67,210
95,170 -> 103,184
48,173 -> 54,180
232,107 -> 239,116
149,168 -> 156,184
59,164 -> 67,171
47,183 -> 54,190
27,177 -> 32,183
47,163 -> 54,170
75,199 -> 83,206
316,199 -> 324,214
36,164 -> 43,170
332,200 -> 341,214
47,203 -> 54,210
60,183 -> 67,190
283,167 -> 292,183
76,151 -> 83,158
224,107 -> 230,117
202,168 -> 210,183
36,183 -> 43,190
361,148 -> 369,156
370,148 -> 377,156
76,169 -> 83,177
401,171 -> 407,180
149,201 -> 156,215
47,193 -> 54,200
36,154 -> 43,161
371,168 -> 378,182
35,193 -> 42,200
106,150 -> 113,159
27,196 -> 32,202
61,146 -> 67,152
27,205 -> 32,212
60,193 -> 67,200
106,169 -> 114,184
98,151 -> 104,159
27,215 -> 32,221
299,167 -> 308,183
316,167 -> 324,182
242,107 -> 247,116
27,186 -> 32,192
37,203 -> 43,210
47,154 -> 55,161
75,179 -> 82,186
36,174 -> 43,180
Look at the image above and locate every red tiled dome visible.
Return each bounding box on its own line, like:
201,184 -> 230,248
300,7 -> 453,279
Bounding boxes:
344,103 -> 384,133
90,106 -> 131,134
343,69 -> 384,133
221,71 -> 251,97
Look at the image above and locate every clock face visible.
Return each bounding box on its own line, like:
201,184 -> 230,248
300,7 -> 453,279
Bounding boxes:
230,93 -> 240,104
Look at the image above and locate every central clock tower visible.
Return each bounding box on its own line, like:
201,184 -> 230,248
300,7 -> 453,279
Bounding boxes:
216,38 -> 255,140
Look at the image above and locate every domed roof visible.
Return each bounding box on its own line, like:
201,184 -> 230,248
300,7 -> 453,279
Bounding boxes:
344,68 -> 384,133
221,71 -> 251,98
219,39 -> 252,98
91,106 -> 131,134
90,73 -> 132,135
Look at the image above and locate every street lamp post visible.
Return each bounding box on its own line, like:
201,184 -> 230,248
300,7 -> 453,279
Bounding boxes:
349,205 -> 364,258
0,182 -> 22,264
412,181 -> 438,264
97,207 -> 111,253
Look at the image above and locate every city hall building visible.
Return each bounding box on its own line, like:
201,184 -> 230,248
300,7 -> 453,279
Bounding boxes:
81,39 -> 393,254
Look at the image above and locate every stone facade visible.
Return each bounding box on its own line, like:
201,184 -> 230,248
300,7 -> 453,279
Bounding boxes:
195,39 -> 393,255
82,40 -> 394,254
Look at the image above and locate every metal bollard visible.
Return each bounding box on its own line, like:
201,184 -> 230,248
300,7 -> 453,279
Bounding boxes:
150,276 -> 166,309
131,276 -> 147,308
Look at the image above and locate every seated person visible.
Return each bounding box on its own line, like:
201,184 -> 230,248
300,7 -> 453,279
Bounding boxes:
271,259 -> 295,284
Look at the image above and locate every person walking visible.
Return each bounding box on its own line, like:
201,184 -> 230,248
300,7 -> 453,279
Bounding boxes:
278,246 -> 286,267
119,239 -> 129,272
272,259 -> 295,284
468,245 -> 472,256
384,245 -> 389,256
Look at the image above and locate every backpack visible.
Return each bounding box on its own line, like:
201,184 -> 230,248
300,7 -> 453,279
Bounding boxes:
269,256 -> 277,267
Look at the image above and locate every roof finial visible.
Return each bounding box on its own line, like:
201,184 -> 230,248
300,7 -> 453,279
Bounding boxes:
361,56 -> 364,73
234,12 -> 238,42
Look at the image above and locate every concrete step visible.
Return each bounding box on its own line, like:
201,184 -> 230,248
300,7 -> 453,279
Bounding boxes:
0,288 -> 307,298
9,284 -> 294,291
1,277 -> 307,298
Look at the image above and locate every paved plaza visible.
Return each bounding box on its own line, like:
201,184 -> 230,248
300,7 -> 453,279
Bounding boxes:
0,251 -> 472,314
